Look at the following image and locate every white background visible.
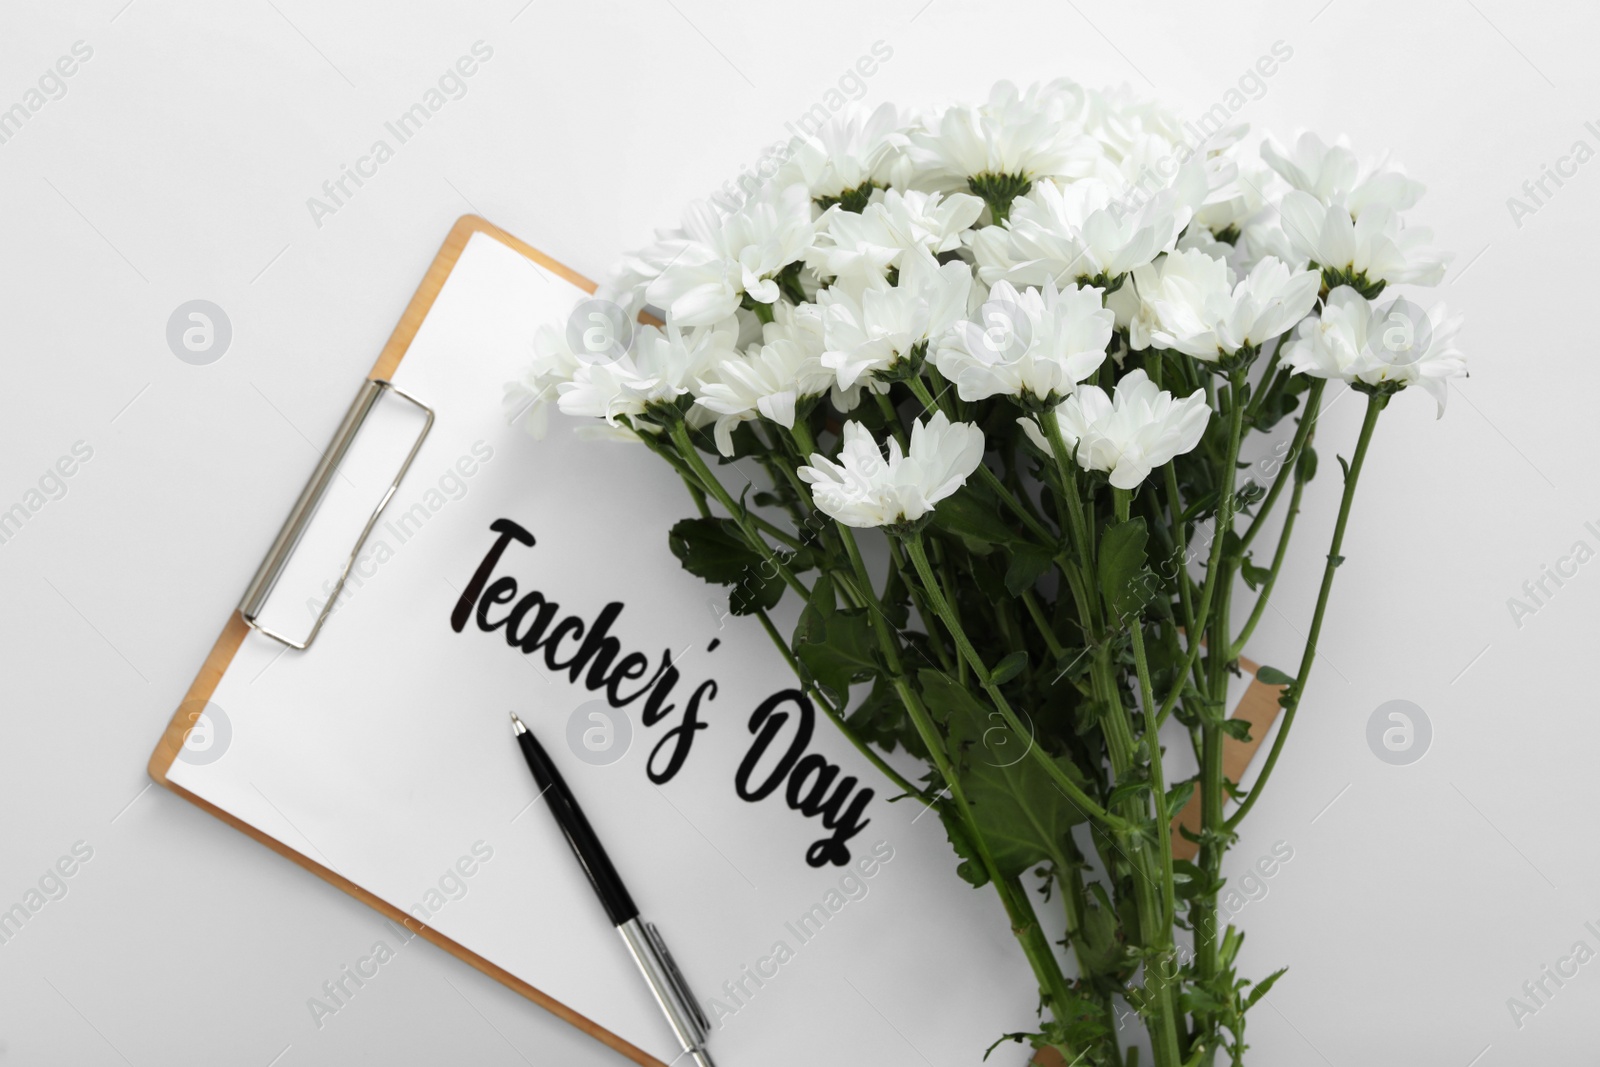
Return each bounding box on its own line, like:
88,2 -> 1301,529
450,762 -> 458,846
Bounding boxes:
1,1 -> 1596,1064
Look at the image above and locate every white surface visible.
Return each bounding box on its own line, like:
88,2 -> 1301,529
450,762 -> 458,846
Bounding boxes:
1,1 -> 1597,1065
169,231 -> 1035,1065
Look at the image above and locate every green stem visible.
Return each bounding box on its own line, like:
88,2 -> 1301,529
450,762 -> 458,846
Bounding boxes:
1107,490 -> 1182,1067
888,541 -> 957,672
873,390 -> 908,449
750,608 -> 926,802
663,449 -> 926,806
1238,379 -> 1324,556
977,464 -> 1059,546
1161,465 -> 1198,641
839,525 -> 1077,1025
1190,368 -> 1249,1061
1038,407 -> 1104,638
1153,377 -> 1246,728
667,420 -> 810,600
679,473 -> 711,519
905,533 -> 1127,832
1056,856 -> 1122,1056
1145,353 -> 1199,640
1114,490 -> 1178,934
1227,392 -> 1385,831
903,372 -> 948,419
1230,385 -> 1325,657
926,364 -> 967,421
1240,347 -> 1282,425
1020,588 -> 1065,659
643,429 -> 806,549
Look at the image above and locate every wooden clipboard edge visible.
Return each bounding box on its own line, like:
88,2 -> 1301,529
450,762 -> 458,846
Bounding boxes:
147,217 -> 665,1067
1169,654 -> 1284,862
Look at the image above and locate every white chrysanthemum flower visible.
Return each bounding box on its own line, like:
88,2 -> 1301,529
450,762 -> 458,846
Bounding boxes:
1090,120 -> 1236,207
606,183 -> 815,328
1277,193 -> 1448,290
935,279 -> 1112,402
1280,286 -> 1466,416
798,411 -> 985,528
906,81 -> 1100,191
1174,222 -> 1234,261
806,188 -> 984,288
1261,132 -> 1425,217
1082,86 -> 1201,167
694,337 -> 835,456
968,175 -> 1196,290
592,262 -> 656,323
779,102 -> 910,202
1192,160 -> 1277,240
761,298 -> 881,414
819,248 -> 973,389
1129,249 -> 1320,359
557,319 -> 739,428
505,321 -> 586,438
1021,368 -> 1210,489
1179,162 -> 1309,279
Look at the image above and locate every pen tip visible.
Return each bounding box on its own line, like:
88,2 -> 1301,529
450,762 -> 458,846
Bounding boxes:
510,711 -> 527,735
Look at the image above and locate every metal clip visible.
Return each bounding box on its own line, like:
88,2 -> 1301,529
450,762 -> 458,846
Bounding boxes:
238,378 -> 434,650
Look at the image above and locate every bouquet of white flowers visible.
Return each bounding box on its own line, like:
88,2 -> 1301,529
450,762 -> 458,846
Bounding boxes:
510,80 -> 1464,1066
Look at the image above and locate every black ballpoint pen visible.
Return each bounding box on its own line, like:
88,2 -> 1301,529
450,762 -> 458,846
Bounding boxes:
510,712 -> 716,1067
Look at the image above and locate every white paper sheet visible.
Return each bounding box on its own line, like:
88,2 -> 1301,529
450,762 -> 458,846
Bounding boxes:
167,231 -> 1038,1066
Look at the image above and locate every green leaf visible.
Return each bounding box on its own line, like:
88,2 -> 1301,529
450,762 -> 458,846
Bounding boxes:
842,674 -> 908,755
964,743 -> 1082,836
1296,445 -> 1318,483
1004,543 -> 1056,596
729,566 -> 784,616
1243,966 -> 1289,1011
936,803 -> 989,888
1107,769 -> 1152,810
931,484 -> 1024,551
1255,665 -> 1295,686
1234,480 -> 1266,512
969,553 -> 1010,603
1240,553 -> 1272,591
782,546 -> 818,574
1098,518 -> 1157,620
1052,646 -> 1093,682
918,669 -> 985,734
1180,487 -> 1221,525
919,669 -> 1089,879
1337,453 -> 1351,480
667,517 -> 761,584
990,650 -> 1029,686
809,572 -> 837,617
1071,697 -> 1113,737
1171,859 -> 1211,900
794,608 -> 876,704
1165,778 -> 1197,816
1219,717 -> 1253,742
1190,694 -> 1228,727
1075,882 -> 1132,976
878,559 -> 911,630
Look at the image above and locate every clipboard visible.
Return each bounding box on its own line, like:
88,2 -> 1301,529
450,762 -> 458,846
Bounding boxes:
147,214 -> 1285,1063
147,216 -> 665,1066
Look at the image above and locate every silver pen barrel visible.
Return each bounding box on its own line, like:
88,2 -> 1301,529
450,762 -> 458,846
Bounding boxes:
617,917 -> 715,1066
